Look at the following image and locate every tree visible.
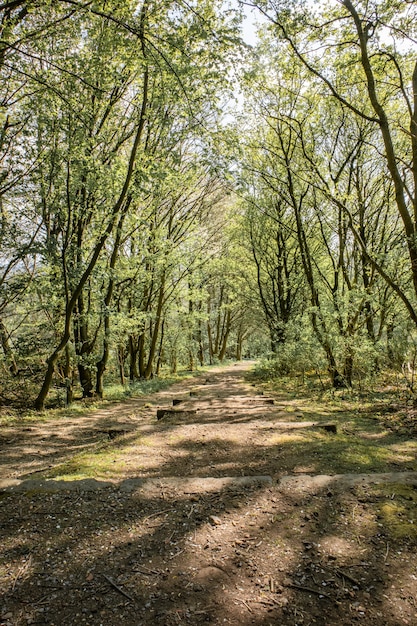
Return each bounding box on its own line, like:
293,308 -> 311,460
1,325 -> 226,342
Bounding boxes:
249,0 -> 417,330
237,21 -> 408,384
14,0 -> 242,406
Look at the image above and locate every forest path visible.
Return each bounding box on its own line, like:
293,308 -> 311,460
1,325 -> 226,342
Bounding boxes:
1,360 -> 309,485
2,363 -> 417,625
2,360 -> 416,489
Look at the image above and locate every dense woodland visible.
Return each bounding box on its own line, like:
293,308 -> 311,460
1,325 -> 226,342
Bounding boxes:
0,0 -> 417,409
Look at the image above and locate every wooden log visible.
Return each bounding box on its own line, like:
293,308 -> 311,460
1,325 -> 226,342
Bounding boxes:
157,408 -> 198,420
317,423 -> 337,434
249,397 -> 274,404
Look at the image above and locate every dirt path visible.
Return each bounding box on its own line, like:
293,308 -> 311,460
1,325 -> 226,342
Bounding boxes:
1,363 -> 417,625
1,361 -> 304,484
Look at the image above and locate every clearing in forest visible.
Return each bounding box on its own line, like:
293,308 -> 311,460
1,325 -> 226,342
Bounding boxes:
1,362 -> 417,625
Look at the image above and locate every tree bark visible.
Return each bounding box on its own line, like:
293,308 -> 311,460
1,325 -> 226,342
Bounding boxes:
0,317 -> 18,375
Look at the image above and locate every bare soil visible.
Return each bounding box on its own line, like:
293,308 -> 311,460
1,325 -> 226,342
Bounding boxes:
1,362 -> 417,625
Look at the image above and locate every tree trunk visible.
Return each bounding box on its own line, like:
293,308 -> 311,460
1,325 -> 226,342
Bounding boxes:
343,350 -> 353,388
64,343 -> 74,405
0,317 -> 18,375
155,319 -> 165,376
170,348 -> 177,374
144,276 -> 165,379
118,345 -> 126,386
197,316 -> 204,367
236,340 -> 242,361
129,335 -> 140,381
138,332 -> 146,378
218,309 -> 231,361
207,322 -> 214,364
35,343 -> 66,410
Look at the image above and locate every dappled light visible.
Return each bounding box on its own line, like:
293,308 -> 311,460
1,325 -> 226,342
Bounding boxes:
2,363 -> 417,625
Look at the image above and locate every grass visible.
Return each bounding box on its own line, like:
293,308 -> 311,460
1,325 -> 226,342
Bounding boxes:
373,484 -> 417,542
43,434 -> 144,480
0,368 -> 204,427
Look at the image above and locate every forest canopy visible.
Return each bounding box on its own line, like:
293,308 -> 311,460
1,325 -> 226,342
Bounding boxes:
1,0 -> 417,409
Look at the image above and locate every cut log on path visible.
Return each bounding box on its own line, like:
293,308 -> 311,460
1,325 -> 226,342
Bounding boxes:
156,408 -> 197,420
315,423 -> 337,434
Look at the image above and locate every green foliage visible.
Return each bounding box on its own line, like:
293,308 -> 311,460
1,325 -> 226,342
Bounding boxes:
2,0 -> 417,409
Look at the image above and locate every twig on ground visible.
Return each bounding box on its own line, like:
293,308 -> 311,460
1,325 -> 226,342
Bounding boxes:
169,549 -> 184,560
335,568 -> 361,587
235,598 -> 253,613
102,574 -> 134,602
286,582 -> 331,599
143,508 -> 174,522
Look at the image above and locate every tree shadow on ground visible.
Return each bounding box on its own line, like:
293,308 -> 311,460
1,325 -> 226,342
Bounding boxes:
1,363 -> 417,624
1,457 -> 417,624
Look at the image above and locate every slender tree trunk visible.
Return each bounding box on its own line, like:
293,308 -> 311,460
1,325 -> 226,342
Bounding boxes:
64,343 -> 74,405
0,317 -> 18,375
95,345 -> 106,398
207,296 -> 214,365
197,313 -> 204,367
144,277 -> 165,379
138,332 -> 146,378
236,323 -> 244,361
129,335 -> 140,381
170,349 -> 177,374
118,345 -> 126,386
218,310 -> 231,361
156,319 -> 165,376
188,282 -> 194,370
213,286 -> 224,356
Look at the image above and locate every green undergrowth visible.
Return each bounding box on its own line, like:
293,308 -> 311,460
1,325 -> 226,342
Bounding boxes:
249,367 -> 417,476
372,484 -> 417,543
0,368 -> 206,427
